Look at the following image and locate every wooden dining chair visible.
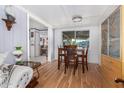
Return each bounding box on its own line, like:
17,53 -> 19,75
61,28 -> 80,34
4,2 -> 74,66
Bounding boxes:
58,47 -> 65,70
64,45 -> 77,75
84,47 -> 88,70
77,48 -> 85,73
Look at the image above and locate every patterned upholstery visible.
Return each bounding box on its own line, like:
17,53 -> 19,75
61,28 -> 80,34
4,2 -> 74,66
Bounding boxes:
0,64 -> 33,88
0,64 -> 14,88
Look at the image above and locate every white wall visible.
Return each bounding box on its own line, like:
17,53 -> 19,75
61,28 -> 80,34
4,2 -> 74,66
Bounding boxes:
0,6 -> 28,64
54,26 -> 101,64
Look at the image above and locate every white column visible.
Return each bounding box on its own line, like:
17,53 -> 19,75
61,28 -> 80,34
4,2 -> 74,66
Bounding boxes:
48,27 -> 54,62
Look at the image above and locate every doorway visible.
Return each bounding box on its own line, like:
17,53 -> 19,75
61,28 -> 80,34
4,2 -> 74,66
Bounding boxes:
29,17 -> 48,63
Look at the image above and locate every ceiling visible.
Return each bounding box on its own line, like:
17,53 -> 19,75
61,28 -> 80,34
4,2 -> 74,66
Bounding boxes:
22,5 -> 118,29
30,17 -> 47,29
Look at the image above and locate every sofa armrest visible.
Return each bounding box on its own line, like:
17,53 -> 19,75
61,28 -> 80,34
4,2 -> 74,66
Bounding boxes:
8,65 -> 33,88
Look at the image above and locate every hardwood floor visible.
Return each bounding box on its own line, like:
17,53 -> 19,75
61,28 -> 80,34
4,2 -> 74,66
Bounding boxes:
34,61 -> 122,88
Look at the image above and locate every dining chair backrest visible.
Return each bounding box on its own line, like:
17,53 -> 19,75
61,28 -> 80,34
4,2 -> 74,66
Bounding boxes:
83,46 -> 89,71
82,47 -> 88,55
85,47 -> 89,56
64,45 -> 77,61
58,48 -> 64,54
82,48 -> 85,55
67,48 -> 76,60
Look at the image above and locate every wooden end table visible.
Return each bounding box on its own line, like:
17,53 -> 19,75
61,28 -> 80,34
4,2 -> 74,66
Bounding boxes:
16,61 -> 41,88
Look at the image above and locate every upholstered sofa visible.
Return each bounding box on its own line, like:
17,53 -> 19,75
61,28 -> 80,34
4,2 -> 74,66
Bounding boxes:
0,53 -> 33,88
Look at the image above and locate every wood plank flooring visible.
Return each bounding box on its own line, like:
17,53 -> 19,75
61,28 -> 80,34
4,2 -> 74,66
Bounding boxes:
34,61 -> 122,88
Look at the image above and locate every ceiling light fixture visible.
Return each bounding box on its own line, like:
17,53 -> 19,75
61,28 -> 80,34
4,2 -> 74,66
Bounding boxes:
72,15 -> 82,23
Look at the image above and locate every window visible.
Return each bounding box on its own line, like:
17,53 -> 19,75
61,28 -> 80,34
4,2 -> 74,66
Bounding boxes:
63,31 -> 89,48
63,31 -> 75,45
76,31 -> 89,48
